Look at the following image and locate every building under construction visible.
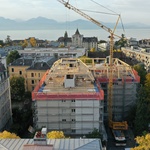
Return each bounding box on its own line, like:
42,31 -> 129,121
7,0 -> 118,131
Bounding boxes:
32,57 -> 140,136
83,57 -> 140,122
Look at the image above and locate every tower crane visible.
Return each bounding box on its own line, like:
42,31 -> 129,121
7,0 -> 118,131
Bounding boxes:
58,0 -> 128,130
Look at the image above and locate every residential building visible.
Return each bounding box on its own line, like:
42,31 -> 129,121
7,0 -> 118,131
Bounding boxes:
18,47 -> 86,58
58,29 -> 98,50
127,37 -> 138,47
84,57 -> 140,121
139,39 -> 150,48
0,61 -> 12,131
32,58 -> 104,136
8,57 -> 56,92
26,57 -> 57,91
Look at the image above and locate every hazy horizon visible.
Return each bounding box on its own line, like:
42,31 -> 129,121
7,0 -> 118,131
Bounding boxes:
0,0 -> 150,25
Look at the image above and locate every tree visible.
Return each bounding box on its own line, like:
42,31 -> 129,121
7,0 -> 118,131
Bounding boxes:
86,128 -> 102,139
144,73 -> 150,103
133,63 -> 147,85
47,131 -> 65,139
133,72 -> 150,136
134,86 -> 149,135
5,35 -> 12,46
10,76 -> 25,101
30,37 -> 36,47
6,50 -> 20,65
115,34 -> 127,48
22,39 -> 28,48
90,47 -> 96,52
131,133 -> 150,150
0,130 -> 20,139
0,40 -> 4,47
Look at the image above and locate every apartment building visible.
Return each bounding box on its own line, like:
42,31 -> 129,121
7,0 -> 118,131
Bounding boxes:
32,58 -> 104,136
8,57 -> 56,92
0,62 -> 12,131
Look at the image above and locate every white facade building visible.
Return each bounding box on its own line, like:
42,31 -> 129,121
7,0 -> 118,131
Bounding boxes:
32,58 -> 104,136
18,47 -> 86,58
0,62 -> 12,131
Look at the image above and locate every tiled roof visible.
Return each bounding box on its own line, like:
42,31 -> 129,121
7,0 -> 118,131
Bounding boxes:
10,57 -> 33,66
83,37 -> 98,42
58,37 -> 72,42
27,57 -> 57,70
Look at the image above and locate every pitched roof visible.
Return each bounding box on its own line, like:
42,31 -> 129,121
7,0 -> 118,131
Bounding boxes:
75,28 -> 80,35
10,57 -> 33,66
27,57 -> 57,70
83,37 -> 98,42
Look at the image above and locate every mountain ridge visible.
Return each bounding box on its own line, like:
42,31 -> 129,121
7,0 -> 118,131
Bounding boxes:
0,16 -> 149,30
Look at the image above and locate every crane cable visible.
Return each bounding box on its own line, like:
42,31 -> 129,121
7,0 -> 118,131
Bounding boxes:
90,0 -> 126,35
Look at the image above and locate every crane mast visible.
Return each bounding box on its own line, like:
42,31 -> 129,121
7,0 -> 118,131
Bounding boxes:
58,0 -> 127,130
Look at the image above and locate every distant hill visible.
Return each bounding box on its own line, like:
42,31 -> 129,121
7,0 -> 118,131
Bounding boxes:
0,16 -> 150,30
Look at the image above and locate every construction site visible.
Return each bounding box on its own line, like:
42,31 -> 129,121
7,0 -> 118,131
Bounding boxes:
32,57 -> 140,137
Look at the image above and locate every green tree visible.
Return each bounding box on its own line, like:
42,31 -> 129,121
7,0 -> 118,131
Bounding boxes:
115,34 -> 127,48
5,35 -> 12,46
0,40 -> 4,47
133,73 -> 150,136
86,128 -> 102,139
98,40 -> 107,44
145,73 -> 150,93
6,50 -> 20,65
133,63 -> 147,85
10,76 -> 25,101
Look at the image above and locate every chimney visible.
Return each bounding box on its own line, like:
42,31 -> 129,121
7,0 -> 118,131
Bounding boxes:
34,128 -> 47,145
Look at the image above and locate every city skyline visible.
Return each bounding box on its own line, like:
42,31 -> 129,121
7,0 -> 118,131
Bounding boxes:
0,0 -> 149,25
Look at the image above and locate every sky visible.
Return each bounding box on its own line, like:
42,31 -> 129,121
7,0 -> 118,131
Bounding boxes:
0,0 -> 150,25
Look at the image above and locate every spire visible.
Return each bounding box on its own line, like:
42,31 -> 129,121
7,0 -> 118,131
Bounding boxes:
75,28 -> 80,35
64,31 -> 68,38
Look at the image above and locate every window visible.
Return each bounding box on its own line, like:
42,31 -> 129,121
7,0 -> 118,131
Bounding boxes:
62,100 -> 66,102
32,86 -> 35,91
72,129 -> 76,133
31,80 -> 34,84
19,71 -> 22,75
72,119 -> 76,122
71,100 -> 75,102
72,109 -> 75,112
31,73 -> 34,77
12,68 -> 14,72
38,73 -> 40,77
62,119 -> 66,122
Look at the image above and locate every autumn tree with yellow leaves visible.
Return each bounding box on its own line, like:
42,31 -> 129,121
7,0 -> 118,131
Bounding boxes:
30,37 -> 36,47
47,131 -> 65,139
131,133 -> 150,150
0,130 -> 20,139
